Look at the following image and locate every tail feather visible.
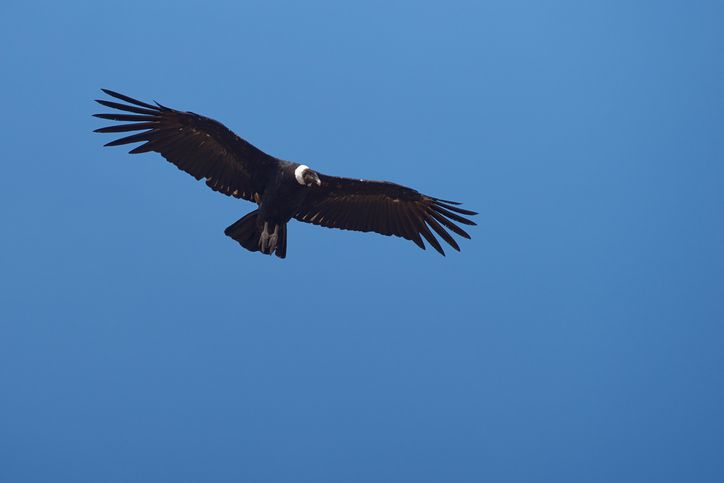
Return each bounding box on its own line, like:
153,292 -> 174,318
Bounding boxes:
277,224 -> 287,258
224,210 -> 261,253
224,211 -> 288,259
276,223 -> 287,258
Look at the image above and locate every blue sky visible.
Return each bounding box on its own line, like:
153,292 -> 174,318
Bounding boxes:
1,1 -> 723,482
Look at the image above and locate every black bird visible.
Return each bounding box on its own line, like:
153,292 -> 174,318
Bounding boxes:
94,89 -> 476,258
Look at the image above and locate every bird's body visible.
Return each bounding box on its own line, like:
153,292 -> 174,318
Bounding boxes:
260,162 -> 312,222
227,162 -> 316,257
94,89 -> 476,258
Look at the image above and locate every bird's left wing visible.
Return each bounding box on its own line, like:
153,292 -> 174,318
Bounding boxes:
294,174 -> 476,255
94,89 -> 277,202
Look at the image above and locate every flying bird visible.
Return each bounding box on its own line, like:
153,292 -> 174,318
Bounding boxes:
94,89 -> 476,258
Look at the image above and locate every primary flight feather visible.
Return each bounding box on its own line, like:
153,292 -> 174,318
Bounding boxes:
94,89 -> 476,258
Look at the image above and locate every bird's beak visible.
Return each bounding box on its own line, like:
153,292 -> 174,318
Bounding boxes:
314,175 -> 321,186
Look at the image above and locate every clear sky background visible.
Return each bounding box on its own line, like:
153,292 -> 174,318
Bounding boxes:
1,1 -> 723,482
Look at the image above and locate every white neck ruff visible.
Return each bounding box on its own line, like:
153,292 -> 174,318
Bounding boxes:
294,164 -> 310,185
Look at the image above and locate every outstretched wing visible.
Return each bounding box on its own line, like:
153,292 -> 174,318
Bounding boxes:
294,175 -> 476,255
94,89 -> 277,202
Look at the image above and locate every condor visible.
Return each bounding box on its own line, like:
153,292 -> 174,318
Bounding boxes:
94,89 -> 476,258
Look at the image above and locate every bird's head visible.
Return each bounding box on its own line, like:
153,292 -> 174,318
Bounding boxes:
294,164 -> 322,187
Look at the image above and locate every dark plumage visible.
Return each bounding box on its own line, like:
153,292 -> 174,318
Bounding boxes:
94,89 -> 476,258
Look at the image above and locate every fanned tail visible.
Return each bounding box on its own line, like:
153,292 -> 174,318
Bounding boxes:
224,211 -> 287,258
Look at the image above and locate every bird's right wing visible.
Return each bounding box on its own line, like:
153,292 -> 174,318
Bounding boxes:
94,89 -> 277,202
294,175 -> 476,255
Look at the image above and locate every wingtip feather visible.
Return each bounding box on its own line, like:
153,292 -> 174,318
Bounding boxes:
99,89 -> 158,110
